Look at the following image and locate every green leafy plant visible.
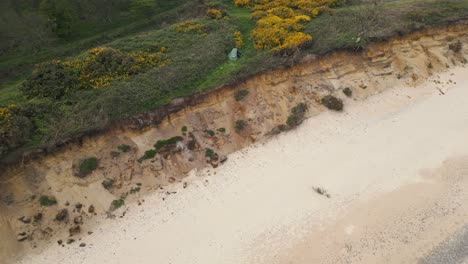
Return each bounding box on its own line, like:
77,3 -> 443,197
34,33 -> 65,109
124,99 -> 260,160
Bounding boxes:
217,128 -> 226,133
181,126 -> 188,133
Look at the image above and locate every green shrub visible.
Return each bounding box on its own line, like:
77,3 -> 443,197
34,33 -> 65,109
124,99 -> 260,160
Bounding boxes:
154,136 -> 183,150
138,149 -> 157,162
78,157 -> 99,177
205,148 -> 215,159
235,120 -> 245,133
205,129 -> 215,137
217,127 -> 226,133
111,151 -> 121,158
343,87 -> 352,97
39,195 -> 57,206
321,95 -> 343,111
286,103 -> 307,128
21,61 -> 79,99
181,126 -> 188,133
449,41 -> 462,53
117,144 -> 131,152
110,198 -> 125,211
234,89 -> 249,101
102,179 -> 115,190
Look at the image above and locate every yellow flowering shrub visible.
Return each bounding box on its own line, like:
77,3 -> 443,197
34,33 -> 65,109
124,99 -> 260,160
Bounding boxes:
206,9 -> 223,19
234,31 -> 244,48
175,21 -> 208,33
234,0 -> 338,52
23,47 -> 170,95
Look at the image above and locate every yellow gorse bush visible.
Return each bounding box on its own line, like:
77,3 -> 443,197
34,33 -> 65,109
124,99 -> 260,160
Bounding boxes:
0,105 -> 17,136
63,47 -> 169,89
206,9 -> 224,19
234,31 -> 244,48
175,21 -> 208,33
234,0 -> 338,52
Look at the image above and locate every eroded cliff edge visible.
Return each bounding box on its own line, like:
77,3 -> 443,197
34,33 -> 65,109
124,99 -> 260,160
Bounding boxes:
1,22 -> 467,262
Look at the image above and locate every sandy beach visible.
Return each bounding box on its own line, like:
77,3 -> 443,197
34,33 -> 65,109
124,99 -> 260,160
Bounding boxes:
15,66 -> 468,264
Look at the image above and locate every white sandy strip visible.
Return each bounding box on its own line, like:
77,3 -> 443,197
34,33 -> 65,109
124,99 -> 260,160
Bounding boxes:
17,67 -> 468,264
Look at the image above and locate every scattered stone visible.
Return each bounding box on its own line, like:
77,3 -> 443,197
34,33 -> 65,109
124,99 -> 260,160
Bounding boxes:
219,155 -> 228,164
168,177 -> 176,183
57,240 -> 63,245
65,201 -> 70,206
87,231 -> 93,235
183,182 -> 188,189
33,213 -> 43,223
74,216 -> 83,225
69,225 -> 81,236
17,233 -> 29,242
79,243 -> 86,247
55,209 -> 69,222
75,203 -> 83,211
66,238 -> 75,244
18,216 -> 31,224
88,205 -> 95,214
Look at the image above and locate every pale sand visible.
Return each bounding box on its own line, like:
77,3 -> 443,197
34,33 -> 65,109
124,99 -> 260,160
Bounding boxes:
16,66 -> 468,264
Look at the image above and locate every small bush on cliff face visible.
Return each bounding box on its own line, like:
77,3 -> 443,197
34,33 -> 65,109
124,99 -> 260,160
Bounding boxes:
286,103 -> 307,128
154,136 -> 183,151
39,195 -> 57,206
234,89 -> 249,101
449,41 -> 463,53
117,144 -> 131,152
78,157 -> 99,177
102,179 -> 115,190
321,95 -> 343,111
205,148 -> 216,159
138,149 -> 157,162
235,120 -> 245,133
110,198 -> 125,211
343,87 -> 352,97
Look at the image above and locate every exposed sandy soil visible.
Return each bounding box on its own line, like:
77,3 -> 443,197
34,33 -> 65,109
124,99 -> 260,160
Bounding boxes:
12,65 -> 468,263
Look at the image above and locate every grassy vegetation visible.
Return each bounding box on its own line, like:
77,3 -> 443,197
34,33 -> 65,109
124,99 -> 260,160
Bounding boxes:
1,0 -> 468,164
154,136 -> 183,151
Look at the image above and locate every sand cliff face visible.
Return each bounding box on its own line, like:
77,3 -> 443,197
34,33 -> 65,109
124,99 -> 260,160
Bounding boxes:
1,22 -> 467,262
